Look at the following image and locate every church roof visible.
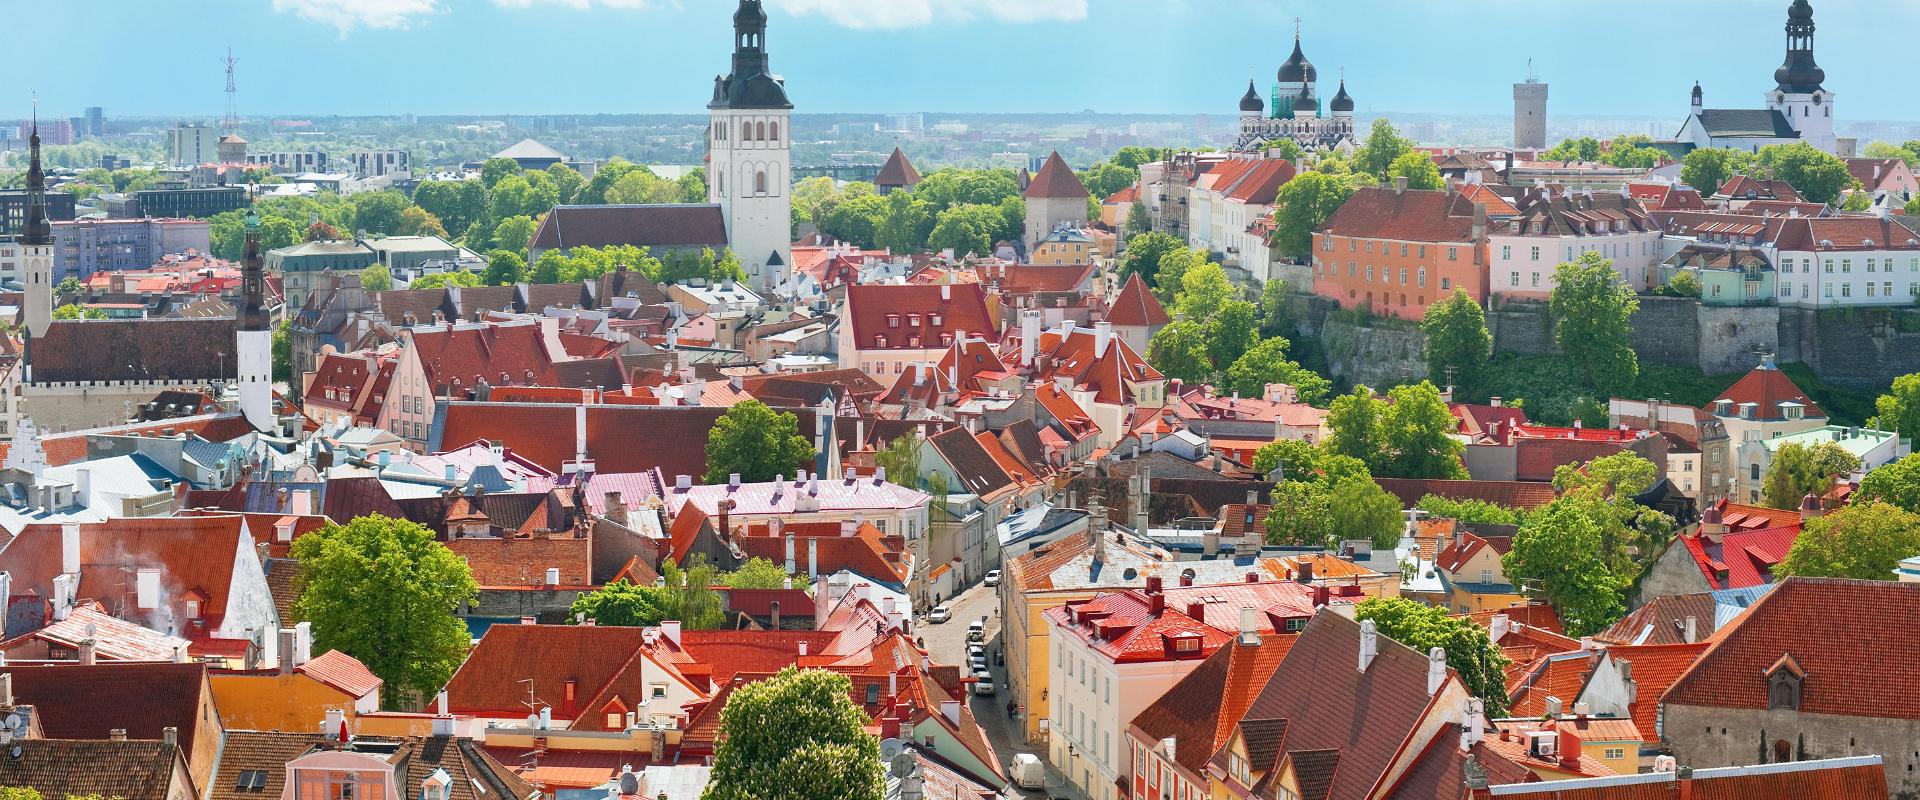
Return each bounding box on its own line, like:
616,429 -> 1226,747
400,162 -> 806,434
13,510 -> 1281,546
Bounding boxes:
874,148 -> 922,188
27,319 -> 238,384
1025,153 -> 1089,200
1694,109 -> 1799,139
1240,80 -> 1265,113
1277,36 -> 1316,84
1330,80 -> 1355,113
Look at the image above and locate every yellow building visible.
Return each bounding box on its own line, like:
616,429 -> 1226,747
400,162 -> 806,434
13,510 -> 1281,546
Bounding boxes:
1435,530 -> 1526,613
1030,227 -> 1096,266
208,651 -> 382,732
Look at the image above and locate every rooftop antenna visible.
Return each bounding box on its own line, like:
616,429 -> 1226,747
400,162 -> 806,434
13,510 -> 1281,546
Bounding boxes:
1525,58 -> 1539,84
1294,17 -> 1301,41
222,47 -> 240,136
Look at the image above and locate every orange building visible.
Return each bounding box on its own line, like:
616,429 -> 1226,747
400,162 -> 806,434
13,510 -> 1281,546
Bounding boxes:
1311,182 -> 1489,321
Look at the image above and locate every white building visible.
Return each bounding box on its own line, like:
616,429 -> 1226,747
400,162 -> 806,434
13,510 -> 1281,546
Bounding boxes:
1184,156 -> 1295,284
1234,28 -> 1359,153
1674,0 -> 1839,155
1656,211 -> 1920,308
706,0 -> 793,294
1488,187 -> 1662,299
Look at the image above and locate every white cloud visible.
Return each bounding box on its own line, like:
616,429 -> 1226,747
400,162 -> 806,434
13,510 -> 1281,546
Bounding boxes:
270,0 -> 441,34
492,0 -> 665,9
770,0 -> 1086,30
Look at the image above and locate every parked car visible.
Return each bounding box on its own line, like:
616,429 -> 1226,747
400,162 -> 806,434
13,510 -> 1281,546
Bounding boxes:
966,619 -> 986,642
983,569 -> 1002,587
928,603 -> 952,624
967,644 -> 986,661
971,672 -> 996,695
970,654 -> 988,672
1010,754 -> 1046,790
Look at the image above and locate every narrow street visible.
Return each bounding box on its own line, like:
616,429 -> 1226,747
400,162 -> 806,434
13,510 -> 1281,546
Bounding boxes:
920,579 -> 1090,800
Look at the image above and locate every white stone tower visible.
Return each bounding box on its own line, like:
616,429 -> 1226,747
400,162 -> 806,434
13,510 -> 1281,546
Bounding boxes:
21,112 -> 53,340
236,206 -> 275,431
707,0 -> 793,294
1513,61 -> 1548,150
1767,0 -> 1835,153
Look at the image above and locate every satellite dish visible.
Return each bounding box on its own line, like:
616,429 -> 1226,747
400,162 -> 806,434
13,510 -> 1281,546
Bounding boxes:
8,746 -> 18,759
878,738 -> 904,761
617,771 -> 639,796
525,714 -> 539,729
3,715 -> 20,732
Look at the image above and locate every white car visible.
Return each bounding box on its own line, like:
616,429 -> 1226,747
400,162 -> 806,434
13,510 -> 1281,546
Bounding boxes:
983,570 -> 1002,587
970,654 -> 988,673
967,644 -> 986,662
927,604 -> 952,624
971,674 -> 997,695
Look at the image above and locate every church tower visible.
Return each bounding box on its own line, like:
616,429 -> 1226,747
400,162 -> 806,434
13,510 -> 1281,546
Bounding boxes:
235,206 -> 275,431
1769,0 -> 1835,153
21,114 -> 53,340
707,0 -> 793,294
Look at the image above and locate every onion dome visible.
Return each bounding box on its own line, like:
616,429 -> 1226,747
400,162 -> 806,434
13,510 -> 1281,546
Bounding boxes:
1277,36 -> 1316,85
1330,79 -> 1354,113
1789,0 -> 1812,20
1293,92 -> 1318,113
1239,80 -> 1265,113
734,0 -> 767,26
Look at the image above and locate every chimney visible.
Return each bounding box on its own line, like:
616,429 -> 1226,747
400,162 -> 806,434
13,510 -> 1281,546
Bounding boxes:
279,628 -> 297,675
1428,647 -> 1448,695
0,674 -> 9,706
1558,729 -> 1582,771
1394,176 -> 1409,195
1799,493 -> 1822,522
1545,697 -> 1564,718
74,468 -> 90,503
431,714 -> 455,737
0,573 -> 9,633
1700,506 -> 1727,542
109,729 -> 127,741
1358,620 -> 1379,672
784,533 -> 797,574
807,538 -> 819,580
136,568 -> 160,610
295,621 -> 313,665
1237,607 -> 1262,646
770,600 -> 781,628
1093,321 -> 1113,359
162,726 -> 178,746
1683,615 -> 1698,644
1020,310 -> 1041,368
1185,600 -> 1205,620
79,638 -> 97,665
661,620 -> 682,648
545,567 -> 561,587
61,523 -> 80,575
323,709 -> 345,737
1488,613 -> 1510,644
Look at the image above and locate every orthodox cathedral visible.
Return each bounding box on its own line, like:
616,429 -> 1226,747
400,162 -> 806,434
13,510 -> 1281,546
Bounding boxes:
1234,27 -> 1359,153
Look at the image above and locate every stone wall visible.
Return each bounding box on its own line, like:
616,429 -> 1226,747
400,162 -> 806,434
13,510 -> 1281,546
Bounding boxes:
1663,703 -> 1920,800
1789,308 -> 1920,391
1318,318 -> 1427,389
1628,297 -> 1703,368
1487,301 -> 1555,357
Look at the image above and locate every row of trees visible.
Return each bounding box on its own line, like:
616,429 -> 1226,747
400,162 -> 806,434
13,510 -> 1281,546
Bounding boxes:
1539,134 -> 1669,170
1679,141 -> 1860,206
795,170 -> 1028,256
1143,255 -> 1328,403
1251,439 -> 1404,550
569,557 -> 804,629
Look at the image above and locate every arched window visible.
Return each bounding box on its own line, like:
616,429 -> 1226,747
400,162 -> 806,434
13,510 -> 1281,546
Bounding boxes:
769,122 -> 779,142
756,170 -> 768,195
757,122 -> 767,141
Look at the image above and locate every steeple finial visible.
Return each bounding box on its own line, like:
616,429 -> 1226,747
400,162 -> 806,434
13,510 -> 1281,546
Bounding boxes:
1294,17 -> 1302,40
23,95 -> 52,248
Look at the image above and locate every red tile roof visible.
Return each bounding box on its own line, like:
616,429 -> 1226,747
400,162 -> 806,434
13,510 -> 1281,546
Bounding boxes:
1677,524 -> 1798,591
448,535 -> 593,589
1515,437 -> 1628,482
1128,637 -> 1293,777
0,662 -> 211,745
874,148 -> 922,188
1712,364 -> 1824,420
1046,589 -> 1233,664
0,517 -> 253,628
409,322 -> 568,395
1599,642 -> 1708,740
1107,273 -> 1170,327
296,649 -> 383,698
1375,478 -> 1558,510
845,283 -> 997,352
436,402 -> 820,479
1665,577 -> 1920,720
1484,757 -> 1888,799
1025,152 -> 1089,199
1318,186 -> 1479,244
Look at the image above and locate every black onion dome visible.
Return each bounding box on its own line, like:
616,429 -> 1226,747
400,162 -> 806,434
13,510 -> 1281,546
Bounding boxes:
1293,92 -> 1318,113
1789,0 -> 1813,20
1330,80 -> 1354,113
1240,80 -> 1265,113
1277,38 -> 1316,85
734,0 -> 767,26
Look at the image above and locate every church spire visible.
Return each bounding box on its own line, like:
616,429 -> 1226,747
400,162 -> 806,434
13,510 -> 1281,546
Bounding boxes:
1774,0 -> 1824,93
23,99 -> 51,248
239,200 -> 270,332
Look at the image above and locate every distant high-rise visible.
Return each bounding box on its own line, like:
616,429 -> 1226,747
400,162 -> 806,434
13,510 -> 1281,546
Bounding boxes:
1514,63 -> 1547,150
83,106 -> 103,137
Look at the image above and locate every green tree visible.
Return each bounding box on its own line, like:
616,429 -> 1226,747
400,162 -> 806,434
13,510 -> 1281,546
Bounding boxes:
1543,137 -> 1604,162
1421,288 -> 1491,395
1268,171 -> 1358,259
1503,495 -> 1634,636
361,264 -> 392,292
570,579 -> 676,627
1263,480 -> 1328,546
350,190 -> 411,236
54,276 -> 83,297
1906,194 -> 1920,215
1663,270 -> 1703,298
271,319 -> 292,383
1257,279 -> 1293,338
1204,300 -> 1258,372
1325,386 -> 1386,466
291,515 -> 476,708
1356,598 -> 1512,717
1176,261 -> 1237,321
1755,141 -> 1856,204
1857,454 -> 1920,514
1380,382 -> 1469,479
51,304 -> 105,320
1151,246 -> 1204,307
1680,148 -> 1753,195
260,217 -> 299,252
1354,119 -> 1416,182
871,436 -> 921,486
1550,251 -> 1640,394
1223,337 -> 1330,405
409,271 -> 483,289
912,168 -> 1020,214
1078,161 -> 1140,200
724,557 -> 807,591
482,250 -> 528,286
1118,231 -> 1182,288
490,174 -> 561,221
491,215 -> 540,257
1839,186 -> 1873,212
413,180 -> 488,236
606,168 -> 684,205
1125,201 -> 1153,239
677,168 -> 708,203
480,157 -> 521,189
875,190 -> 932,254
545,163 -> 585,205
819,192 -> 888,249
702,667 -> 884,800
1416,495 -> 1522,527
531,251 -> 568,284
1778,501 -> 1920,580
926,203 -> 1000,256
1146,320 -> 1212,384
307,220 -> 341,242
396,206 -> 448,239
1387,151 -> 1444,190
1252,439 -> 1368,485
706,400 -> 814,484
1875,373 -> 1920,448
1762,441 -> 1860,510
1323,474 -> 1406,548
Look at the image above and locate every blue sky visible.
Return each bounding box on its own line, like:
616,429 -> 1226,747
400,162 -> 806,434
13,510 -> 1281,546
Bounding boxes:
9,0 -> 1917,121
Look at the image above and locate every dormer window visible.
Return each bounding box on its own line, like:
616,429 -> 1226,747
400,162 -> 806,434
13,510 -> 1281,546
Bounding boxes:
907,314 -> 922,327
887,314 -> 901,328
1767,654 -> 1805,711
